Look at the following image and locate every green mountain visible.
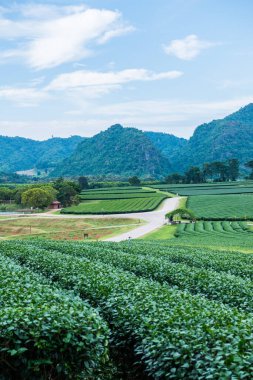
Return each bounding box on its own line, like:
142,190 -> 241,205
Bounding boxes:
52,124 -> 171,177
171,103 -> 253,172
0,135 -> 84,172
145,131 -> 187,161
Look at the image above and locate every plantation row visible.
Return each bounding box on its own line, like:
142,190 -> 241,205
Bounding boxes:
0,252 -> 109,379
177,221 -> 250,235
21,239 -> 253,313
79,191 -> 160,200
61,195 -> 166,214
187,194 -> 253,219
2,240 -> 253,378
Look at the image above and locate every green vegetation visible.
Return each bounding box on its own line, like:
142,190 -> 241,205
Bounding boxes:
166,207 -> 195,221
173,220 -> 253,250
62,187 -> 167,214
3,240 -> 253,378
0,252 -> 109,378
142,224 -> 177,240
52,124 -> 171,177
0,135 -> 83,172
61,196 -> 166,214
152,180 -> 253,195
187,194 -> 253,219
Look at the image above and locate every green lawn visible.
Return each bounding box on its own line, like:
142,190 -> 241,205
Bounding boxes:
142,225 -> 177,240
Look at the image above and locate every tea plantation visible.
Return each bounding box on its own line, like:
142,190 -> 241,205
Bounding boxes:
62,187 -> 167,214
2,239 -> 253,378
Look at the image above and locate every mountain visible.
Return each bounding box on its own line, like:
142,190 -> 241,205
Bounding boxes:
0,135 -> 84,172
51,124 -> 171,177
171,104 -> 253,172
145,132 -> 187,160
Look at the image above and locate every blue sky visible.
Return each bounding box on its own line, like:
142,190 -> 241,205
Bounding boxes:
0,0 -> 252,139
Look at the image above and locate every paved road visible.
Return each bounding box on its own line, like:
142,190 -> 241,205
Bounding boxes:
0,197 -> 180,241
105,197 -> 180,241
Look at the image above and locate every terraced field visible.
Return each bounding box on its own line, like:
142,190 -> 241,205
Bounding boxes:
2,239 -> 253,378
187,194 -> 253,219
62,187 -> 167,214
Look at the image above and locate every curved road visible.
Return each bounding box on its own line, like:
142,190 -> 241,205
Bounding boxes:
105,196 -> 180,241
1,197 -> 180,242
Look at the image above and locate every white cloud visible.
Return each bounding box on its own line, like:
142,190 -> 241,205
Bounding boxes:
0,4 -> 134,69
163,34 -> 218,60
46,68 -> 183,91
0,87 -> 48,106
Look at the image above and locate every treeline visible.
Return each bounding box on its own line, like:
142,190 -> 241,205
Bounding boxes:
165,159 -> 240,184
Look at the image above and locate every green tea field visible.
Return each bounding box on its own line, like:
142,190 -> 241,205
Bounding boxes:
187,194 -> 253,220
2,239 -> 253,378
62,187 -> 167,214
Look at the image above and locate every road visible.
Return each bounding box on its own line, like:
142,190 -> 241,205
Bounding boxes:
105,197 -> 180,241
0,197 -> 180,241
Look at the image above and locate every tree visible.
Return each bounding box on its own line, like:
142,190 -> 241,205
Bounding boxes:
56,184 -> 77,207
22,188 -> 54,209
184,167 -> 204,183
165,173 -> 184,184
78,176 -> 89,190
166,208 -> 195,222
128,176 -> 141,186
227,159 -> 239,181
245,160 -> 253,179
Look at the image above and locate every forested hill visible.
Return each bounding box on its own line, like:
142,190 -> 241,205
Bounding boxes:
145,132 -> 187,161
51,124 -> 172,177
0,135 -> 84,172
170,103 -> 253,172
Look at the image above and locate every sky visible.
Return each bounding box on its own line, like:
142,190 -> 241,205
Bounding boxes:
0,0 -> 252,140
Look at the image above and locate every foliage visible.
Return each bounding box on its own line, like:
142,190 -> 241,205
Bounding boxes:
128,176 -> 141,186
53,178 -> 80,207
3,240 -> 253,379
78,176 -> 89,189
166,208 -> 195,221
51,124 -> 171,178
22,188 -> 54,209
0,252 -> 109,378
170,103 -> 253,172
0,135 -> 83,172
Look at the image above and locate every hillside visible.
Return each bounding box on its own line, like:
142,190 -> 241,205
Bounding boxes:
171,103 -> 253,172
145,131 -> 187,160
0,135 -> 84,172
52,124 -> 171,177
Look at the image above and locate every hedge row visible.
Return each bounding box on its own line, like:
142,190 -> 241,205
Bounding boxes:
24,240 -> 253,313
0,254 -> 109,379
2,241 -> 253,379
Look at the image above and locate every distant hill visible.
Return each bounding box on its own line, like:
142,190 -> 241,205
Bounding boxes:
51,124 -> 171,177
0,135 -> 84,172
145,131 -> 187,161
172,103 -> 253,172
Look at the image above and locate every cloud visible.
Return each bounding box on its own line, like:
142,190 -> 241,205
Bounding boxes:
0,4 -> 134,69
46,68 -> 183,91
163,34 -> 218,60
0,87 -> 48,106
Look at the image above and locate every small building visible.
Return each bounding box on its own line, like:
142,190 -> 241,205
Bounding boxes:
49,200 -> 61,210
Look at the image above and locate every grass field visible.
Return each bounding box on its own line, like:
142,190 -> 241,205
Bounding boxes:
0,217 -> 142,240
2,239 -> 253,378
187,193 -> 253,219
